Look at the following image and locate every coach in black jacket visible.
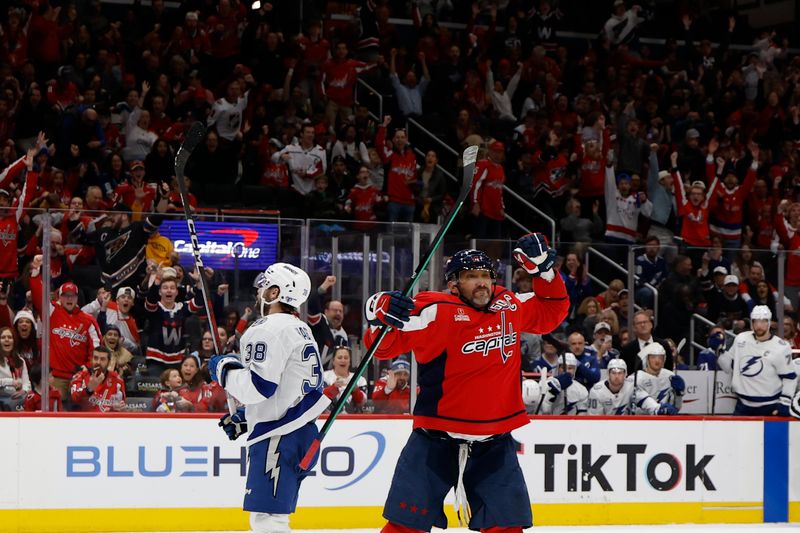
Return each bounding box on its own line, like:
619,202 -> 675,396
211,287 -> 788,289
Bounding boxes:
620,310 -> 673,372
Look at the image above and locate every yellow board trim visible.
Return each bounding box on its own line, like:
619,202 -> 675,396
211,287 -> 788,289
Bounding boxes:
0,502 -> 779,533
790,501 -> 800,523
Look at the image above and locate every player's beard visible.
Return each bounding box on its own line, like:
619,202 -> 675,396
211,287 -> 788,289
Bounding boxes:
467,286 -> 492,308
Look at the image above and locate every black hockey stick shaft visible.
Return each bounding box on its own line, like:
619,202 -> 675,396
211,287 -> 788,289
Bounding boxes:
299,145 -> 481,470
711,345 -> 721,415
174,122 -> 236,416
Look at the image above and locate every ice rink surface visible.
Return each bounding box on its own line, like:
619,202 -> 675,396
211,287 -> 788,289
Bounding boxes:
116,526 -> 800,533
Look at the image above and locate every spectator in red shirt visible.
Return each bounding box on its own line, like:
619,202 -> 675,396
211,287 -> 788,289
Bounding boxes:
29,258 -> 101,401
70,346 -> 126,412
23,365 -> 62,412
320,42 -> 372,130
345,165 -> 383,231
178,354 -> 209,412
471,141 -> 507,238
376,115 -> 418,222
323,346 -> 367,414
372,357 -> 412,414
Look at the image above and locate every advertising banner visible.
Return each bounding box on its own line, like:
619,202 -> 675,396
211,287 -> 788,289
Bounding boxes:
0,414 -> 793,531
157,221 -> 279,271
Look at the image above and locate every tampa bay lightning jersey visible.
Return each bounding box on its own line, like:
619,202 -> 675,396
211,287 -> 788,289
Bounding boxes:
587,380 -> 661,415
718,332 -> 796,408
224,312 -> 330,446
540,378 -> 588,415
632,368 -> 682,413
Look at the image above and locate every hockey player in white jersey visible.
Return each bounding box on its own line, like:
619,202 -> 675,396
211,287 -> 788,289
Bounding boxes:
587,358 -> 678,415
632,343 -> 685,413
540,353 -> 589,415
208,263 -> 330,533
718,305 -> 797,416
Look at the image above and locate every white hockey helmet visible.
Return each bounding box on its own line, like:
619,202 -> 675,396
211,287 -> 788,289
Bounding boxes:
750,305 -> 772,322
563,352 -> 578,367
638,341 -> 666,362
254,263 -> 311,313
521,379 -> 541,407
607,358 -> 627,374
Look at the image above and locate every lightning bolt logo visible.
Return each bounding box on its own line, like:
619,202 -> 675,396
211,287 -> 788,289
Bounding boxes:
265,436 -> 282,497
741,356 -> 763,377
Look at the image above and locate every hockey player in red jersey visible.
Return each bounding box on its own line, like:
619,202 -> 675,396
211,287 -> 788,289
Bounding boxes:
363,234 -> 569,533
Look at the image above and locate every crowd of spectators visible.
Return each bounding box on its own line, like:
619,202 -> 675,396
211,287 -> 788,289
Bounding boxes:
0,0 -> 799,413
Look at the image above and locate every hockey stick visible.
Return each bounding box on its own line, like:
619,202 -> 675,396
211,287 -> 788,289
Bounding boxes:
674,338 -> 686,376
299,145 -> 480,470
174,121 -> 237,416
711,345 -> 722,415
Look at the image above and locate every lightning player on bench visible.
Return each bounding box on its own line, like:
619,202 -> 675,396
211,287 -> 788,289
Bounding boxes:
587,358 -> 678,415
632,343 -> 685,413
540,352 -> 589,415
208,263 -> 330,533
364,234 -> 569,533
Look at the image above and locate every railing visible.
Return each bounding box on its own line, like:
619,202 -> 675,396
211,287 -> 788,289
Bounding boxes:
688,313 -> 736,367
354,78 -> 384,121
584,246 -> 659,325
405,117 -> 555,242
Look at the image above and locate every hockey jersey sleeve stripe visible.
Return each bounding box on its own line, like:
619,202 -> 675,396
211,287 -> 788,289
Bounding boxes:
248,389 -> 324,441
251,371 -> 278,399
778,372 -> 798,380
398,304 -> 437,332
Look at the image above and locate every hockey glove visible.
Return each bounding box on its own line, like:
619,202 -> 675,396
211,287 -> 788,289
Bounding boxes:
219,408 -> 247,440
513,233 -> 556,278
791,391 -> 800,420
707,331 -> 725,350
670,374 -> 686,396
365,291 -> 415,329
547,373 -> 572,397
208,354 -> 244,388
657,403 -> 678,416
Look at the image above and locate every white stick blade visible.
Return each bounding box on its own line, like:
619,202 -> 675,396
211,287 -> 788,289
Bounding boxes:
463,145 -> 479,167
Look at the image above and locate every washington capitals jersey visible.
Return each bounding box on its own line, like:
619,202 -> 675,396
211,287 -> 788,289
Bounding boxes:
540,378 -> 588,415
364,276 -> 569,435
631,369 -> 682,413
144,291 -> 203,365
225,312 -> 330,446
587,380 -> 661,415
718,332 -> 796,408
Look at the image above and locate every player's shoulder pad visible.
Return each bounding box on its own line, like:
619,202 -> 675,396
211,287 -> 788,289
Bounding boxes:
590,382 -> 605,392
775,337 -> 788,347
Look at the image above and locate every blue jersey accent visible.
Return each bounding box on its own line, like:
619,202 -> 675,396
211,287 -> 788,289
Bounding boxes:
248,390 -> 324,442
251,371 -> 278,399
696,349 -> 717,370
244,421 -> 319,514
415,351 -> 447,418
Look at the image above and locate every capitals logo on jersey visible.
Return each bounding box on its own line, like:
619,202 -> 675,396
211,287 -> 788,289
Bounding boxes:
461,311 -> 517,363
52,325 -> 88,348
102,231 -> 131,260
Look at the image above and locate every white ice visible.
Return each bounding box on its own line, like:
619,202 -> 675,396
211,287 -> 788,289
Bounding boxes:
116,526 -> 800,533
